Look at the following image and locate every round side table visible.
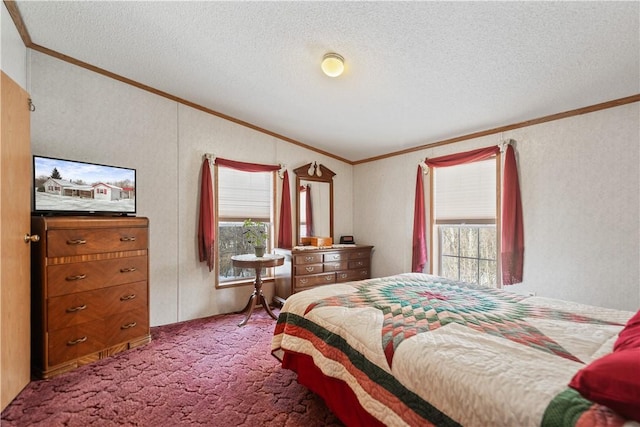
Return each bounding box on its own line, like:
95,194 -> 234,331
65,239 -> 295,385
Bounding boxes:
231,253 -> 284,326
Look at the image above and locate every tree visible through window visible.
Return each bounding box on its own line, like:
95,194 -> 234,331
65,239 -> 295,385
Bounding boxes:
216,167 -> 274,284
439,225 -> 496,286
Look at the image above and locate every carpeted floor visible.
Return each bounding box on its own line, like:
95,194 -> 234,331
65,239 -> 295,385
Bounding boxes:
1,309 -> 343,426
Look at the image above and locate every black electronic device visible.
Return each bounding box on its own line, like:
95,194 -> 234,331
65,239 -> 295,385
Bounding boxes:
340,235 -> 355,244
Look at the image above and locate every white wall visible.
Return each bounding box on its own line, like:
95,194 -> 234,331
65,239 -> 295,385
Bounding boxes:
29,51 -> 354,326
1,2 -> 27,88
354,104 -> 640,311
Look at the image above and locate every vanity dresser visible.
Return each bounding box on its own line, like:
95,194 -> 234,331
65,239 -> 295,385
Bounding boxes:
273,162 -> 375,303
274,244 -> 374,302
291,245 -> 373,293
30,216 -> 150,378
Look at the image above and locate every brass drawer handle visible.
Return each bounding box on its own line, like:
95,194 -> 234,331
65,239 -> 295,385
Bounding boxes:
355,261 -> 364,266
360,270 -> 368,276
339,273 -> 348,279
120,294 -> 136,301
120,267 -> 137,273
121,322 -> 137,330
305,266 -> 314,272
324,276 -> 332,281
304,256 -> 315,262
66,304 -> 87,313
67,336 -> 87,346
66,239 -> 86,245
65,274 -> 87,281
300,278 -> 308,284
330,255 -> 340,260
120,236 -> 136,242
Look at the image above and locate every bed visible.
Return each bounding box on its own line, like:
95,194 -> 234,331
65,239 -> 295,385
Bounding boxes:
271,273 -> 640,427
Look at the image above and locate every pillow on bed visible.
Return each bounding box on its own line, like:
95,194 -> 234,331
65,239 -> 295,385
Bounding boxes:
613,310 -> 640,351
569,348 -> 640,422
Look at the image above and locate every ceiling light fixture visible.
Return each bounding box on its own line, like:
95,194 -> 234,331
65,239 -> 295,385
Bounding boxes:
321,53 -> 345,77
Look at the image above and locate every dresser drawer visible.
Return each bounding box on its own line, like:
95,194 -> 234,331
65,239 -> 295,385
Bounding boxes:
101,281 -> 148,316
104,309 -> 149,346
336,268 -> 370,283
48,290 -> 105,331
323,252 -> 345,262
323,261 -> 348,271
48,319 -> 106,366
349,250 -> 371,260
294,273 -> 335,289
294,253 -> 323,265
47,227 -> 148,257
294,263 -> 323,275
47,255 -> 148,297
348,258 -> 370,269
48,281 -> 147,331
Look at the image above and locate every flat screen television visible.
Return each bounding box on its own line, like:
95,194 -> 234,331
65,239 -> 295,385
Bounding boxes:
33,155 -> 136,216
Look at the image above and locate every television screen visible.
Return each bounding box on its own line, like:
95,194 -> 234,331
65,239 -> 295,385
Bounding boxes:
33,155 -> 136,216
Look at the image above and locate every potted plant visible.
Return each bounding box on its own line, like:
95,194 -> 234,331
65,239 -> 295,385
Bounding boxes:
242,219 -> 267,257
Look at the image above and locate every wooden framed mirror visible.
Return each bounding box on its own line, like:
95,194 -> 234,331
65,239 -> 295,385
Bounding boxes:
294,162 -> 335,246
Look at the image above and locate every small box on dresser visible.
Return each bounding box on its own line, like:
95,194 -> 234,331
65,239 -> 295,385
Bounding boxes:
30,216 -> 151,379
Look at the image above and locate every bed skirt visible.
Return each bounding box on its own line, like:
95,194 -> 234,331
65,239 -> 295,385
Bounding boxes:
282,351 -> 386,427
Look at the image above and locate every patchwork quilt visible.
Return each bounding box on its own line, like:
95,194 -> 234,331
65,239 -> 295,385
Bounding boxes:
272,273 -> 635,426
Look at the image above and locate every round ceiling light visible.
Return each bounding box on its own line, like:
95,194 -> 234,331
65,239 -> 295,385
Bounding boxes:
321,53 -> 345,77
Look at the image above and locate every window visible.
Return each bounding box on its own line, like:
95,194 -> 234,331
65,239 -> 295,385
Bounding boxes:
432,158 -> 498,286
216,167 -> 275,285
439,225 -> 497,286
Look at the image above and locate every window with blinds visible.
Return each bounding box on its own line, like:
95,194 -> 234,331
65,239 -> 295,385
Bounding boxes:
217,167 -> 274,285
433,158 -> 498,286
434,159 -> 496,222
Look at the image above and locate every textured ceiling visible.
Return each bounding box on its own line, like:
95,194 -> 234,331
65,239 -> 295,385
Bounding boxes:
14,1 -> 640,162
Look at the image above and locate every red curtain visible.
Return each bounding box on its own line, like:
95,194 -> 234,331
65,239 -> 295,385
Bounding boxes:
215,157 -> 280,173
501,145 -> 524,285
277,170 -> 292,249
421,144 -> 523,285
198,158 -> 215,272
412,166 -> 427,272
425,146 -> 500,168
305,185 -> 314,237
198,157 -> 291,270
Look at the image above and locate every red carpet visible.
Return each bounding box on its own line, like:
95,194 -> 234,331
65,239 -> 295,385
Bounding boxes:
1,310 -> 342,426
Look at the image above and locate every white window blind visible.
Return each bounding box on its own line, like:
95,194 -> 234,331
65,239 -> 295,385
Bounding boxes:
434,159 -> 496,221
218,167 -> 271,219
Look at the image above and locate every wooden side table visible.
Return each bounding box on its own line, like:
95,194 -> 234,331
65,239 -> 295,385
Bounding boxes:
231,254 -> 284,326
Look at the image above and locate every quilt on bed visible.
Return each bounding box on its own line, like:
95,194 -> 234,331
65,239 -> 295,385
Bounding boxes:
271,273 -> 635,427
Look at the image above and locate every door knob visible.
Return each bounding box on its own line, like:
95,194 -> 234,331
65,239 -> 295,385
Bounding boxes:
24,234 -> 40,243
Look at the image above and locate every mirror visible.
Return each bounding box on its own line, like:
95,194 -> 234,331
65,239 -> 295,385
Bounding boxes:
294,162 -> 335,246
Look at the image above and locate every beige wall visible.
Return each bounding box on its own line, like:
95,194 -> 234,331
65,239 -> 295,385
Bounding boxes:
354,103 -> 640,311
29,51 -> 353,326
27,45 -> 639,323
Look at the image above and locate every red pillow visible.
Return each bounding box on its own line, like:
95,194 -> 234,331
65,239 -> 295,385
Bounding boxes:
569,348 -> 640,422
614,310 -> 640,351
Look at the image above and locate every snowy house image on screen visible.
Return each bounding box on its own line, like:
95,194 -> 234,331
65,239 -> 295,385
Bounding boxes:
94,183 -> 124,201
42,178 -> 93,198
33,156 -> 136,214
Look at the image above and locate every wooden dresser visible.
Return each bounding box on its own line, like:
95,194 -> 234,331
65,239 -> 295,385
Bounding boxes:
291,245 -> 373,294
30,216 -> 151,379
